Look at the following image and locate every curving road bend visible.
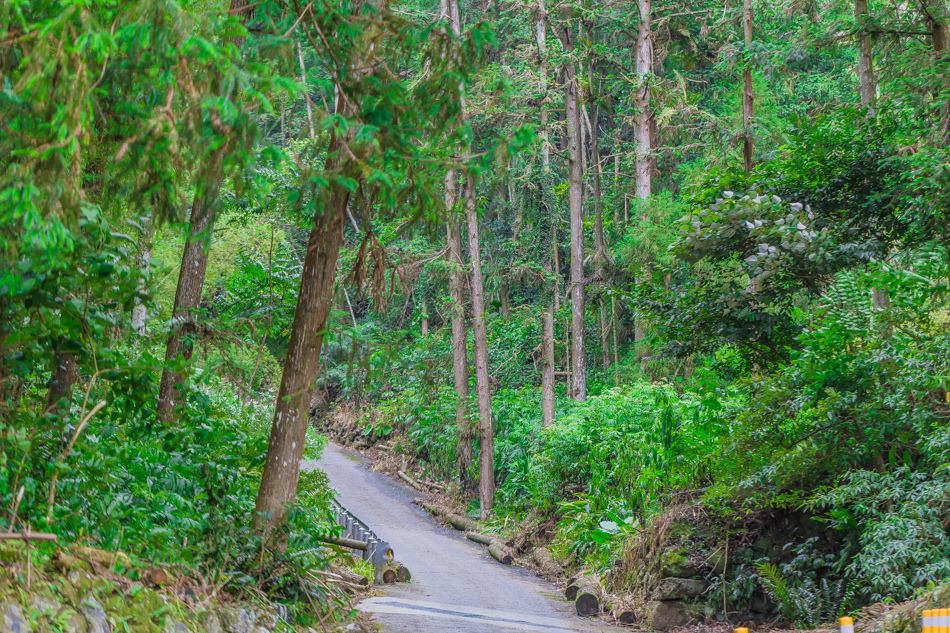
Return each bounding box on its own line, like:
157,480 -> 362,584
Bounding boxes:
306,442 -> 623,633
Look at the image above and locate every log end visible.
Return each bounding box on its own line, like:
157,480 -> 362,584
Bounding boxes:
488,541 -> 513,566
575,593 -> 599,617
565,585 -> 579,601
382,569 -> 397,584
148,567 -> 175,586
618,610 -> 637,625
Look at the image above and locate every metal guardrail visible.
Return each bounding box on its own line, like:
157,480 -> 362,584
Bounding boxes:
329,498 -> 392,584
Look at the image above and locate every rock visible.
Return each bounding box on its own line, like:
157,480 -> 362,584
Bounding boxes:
645,600 -> 700,632
652,578 -> 708,601
707,548 -> 726,575
199,613 -> 222,633
254,608 -> 278,632
61,610 -> 87,633
2,604 -> 31,633
30,595 -> 62,618
163,621 -> 190,633
81,598 -> 109,633
218,609 -> 256,633
659,547 -> 699,579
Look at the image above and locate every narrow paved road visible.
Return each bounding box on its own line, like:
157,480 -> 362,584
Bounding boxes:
307,442 -> 623,633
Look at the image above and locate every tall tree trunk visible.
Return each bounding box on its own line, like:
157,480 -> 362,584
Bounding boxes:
612,296 -> 620,386
131,215 -> 155,334
742,0 -> 754,172
537,6 -> 556,422
634,0 -> 653,351
156,0 -> 252,423
465,172 -> 495,519
587,104 -> 610,371
557,15 -> 586,402
536,0 -> 549,170
131,249 -> 151,334
855,0 -> 876,114
45,352 -> 78,415
254,0 -> 378,528
500,284 -> 512,317
925,1 -> 950,137
552,222 -> 561,312
928,1 -> 950,53
254,144 -> 350,530
443,0 -> 473,488
541,302 -> 555,427
634,0 -> 653,200
447,184 -> 473,484
156,198 -> 213,422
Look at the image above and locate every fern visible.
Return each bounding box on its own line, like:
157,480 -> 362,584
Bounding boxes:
756,562 -> 852,629
756,562 -> 797,622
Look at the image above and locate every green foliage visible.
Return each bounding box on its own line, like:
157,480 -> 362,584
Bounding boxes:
757,563 -> 849,628
756,560 -> 852,628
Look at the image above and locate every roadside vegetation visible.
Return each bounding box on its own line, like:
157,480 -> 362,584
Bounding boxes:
3,0 -> 950,629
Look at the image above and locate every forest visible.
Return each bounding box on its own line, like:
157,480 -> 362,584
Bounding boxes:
2,0 -> 950,630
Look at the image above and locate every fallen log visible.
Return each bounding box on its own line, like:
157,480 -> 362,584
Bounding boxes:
488,541 -> 513,565
395,564 -> 411,583
318,535 -> 368,551
465,532 -> 495,546
382,569 -> 397,583
533,546 -> 562,577
337,568 -> 369,587
574,573 -> 602,617
446,513 -> 476,531
565,577 -> 579,601
0,532 -> 57,542
397,470 -> 423,491
618,610 -> 637,625
414,498 -> 446,516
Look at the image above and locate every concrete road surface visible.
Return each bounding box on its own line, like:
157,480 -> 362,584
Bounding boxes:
308,442 -> 623,633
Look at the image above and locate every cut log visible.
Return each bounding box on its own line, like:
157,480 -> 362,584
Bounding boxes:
565,578 -> 579,601
382,569 -> 397,584
574,573 -> 602,617
465,532 -> 494,546
533,546 -> 561,577
396,565 -> 411,583
446,513 -> 476,532
319,535 -> 368,551
397,470 -> 423,490
488,541 -> 513,565
422,500 -> 448,516
618,610 -> 637,624
338,568 -> 369,587
148,567 -> 176,586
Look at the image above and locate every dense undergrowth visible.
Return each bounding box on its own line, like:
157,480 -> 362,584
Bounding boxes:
347,258 -> 950,620
5,0 -> 950,629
